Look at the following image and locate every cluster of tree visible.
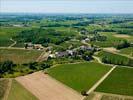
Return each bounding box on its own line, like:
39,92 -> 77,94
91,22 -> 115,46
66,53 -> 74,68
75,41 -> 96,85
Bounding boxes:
22,61 -> 51,70
41,24 -> 70,27
116,40 -> 130,49
105,26 -> 133,35
109,20 -> 124,24
78,28 -> 89,35
74,49 -> 95,61
82,51 -> 94,61
72,21 -> 94,27
117,29 -> 133,35
101,52 -> 133,67
0,60 -> 15,75
0,60 -> 51,78
119,25 -> 133,28
14,28 -> 73,46
90,34 -> 107,42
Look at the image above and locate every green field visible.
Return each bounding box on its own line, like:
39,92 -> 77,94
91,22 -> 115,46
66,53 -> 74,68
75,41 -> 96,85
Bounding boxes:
90,32 -> 126,47
7,79 -> 38,100
95,67 -> 133,96
48,62 -> 111,92
0,79 -> 9,100
0,49 -> 42,64
119,47 -> 133,57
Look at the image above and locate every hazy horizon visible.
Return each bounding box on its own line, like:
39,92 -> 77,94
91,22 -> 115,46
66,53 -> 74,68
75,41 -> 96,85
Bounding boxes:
1,0 -> 133,14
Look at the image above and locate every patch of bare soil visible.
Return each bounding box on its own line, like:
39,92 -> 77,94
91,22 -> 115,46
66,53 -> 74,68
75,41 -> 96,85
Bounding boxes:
114,34 -> 130,38
16,71 -> 82,100
103,47 -> 119,52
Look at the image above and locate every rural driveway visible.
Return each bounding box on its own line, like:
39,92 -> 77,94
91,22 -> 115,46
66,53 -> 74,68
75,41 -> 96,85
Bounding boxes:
16,71 -> 82,100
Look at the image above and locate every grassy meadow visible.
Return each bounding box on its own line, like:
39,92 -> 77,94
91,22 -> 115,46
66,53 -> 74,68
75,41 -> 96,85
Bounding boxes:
48,62 -> 111,92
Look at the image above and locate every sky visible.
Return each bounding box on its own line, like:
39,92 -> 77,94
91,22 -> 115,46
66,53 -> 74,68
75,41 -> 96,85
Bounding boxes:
1,0 -> 133,14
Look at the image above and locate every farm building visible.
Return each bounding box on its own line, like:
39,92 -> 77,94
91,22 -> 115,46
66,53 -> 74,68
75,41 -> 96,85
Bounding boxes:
55,51 -> 69,57
33,44 -> 44,50
25,43 -> 44,50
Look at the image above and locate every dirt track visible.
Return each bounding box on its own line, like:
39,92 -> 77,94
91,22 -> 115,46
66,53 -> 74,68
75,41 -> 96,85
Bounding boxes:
16,71 -> 82,100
